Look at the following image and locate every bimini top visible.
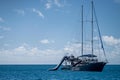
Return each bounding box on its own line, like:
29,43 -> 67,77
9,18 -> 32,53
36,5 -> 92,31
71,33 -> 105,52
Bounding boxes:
80,54 -> 97,57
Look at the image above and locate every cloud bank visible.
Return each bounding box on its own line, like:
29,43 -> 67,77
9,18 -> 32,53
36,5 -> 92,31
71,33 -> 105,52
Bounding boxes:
102,36 -> 120,46
0,35 -> 120,64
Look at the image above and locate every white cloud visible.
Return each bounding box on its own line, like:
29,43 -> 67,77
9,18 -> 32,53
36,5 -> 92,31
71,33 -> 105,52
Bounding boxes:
14,46 -> 26,52
64,42 -> 81,52
32,8 -> 44,18
30,47 -> 40,55
45,2 -> 52,9
0,17 -> 4,22
46,3 -> 51,9
54,0 -> 63,7
44,0 -> 65,9
104,42 -> 120,64
102,36 -> 120,46
14,9 -> 25,16
45,0 -> 52,9
40,39 -> 55,44
40,39 -> 50,44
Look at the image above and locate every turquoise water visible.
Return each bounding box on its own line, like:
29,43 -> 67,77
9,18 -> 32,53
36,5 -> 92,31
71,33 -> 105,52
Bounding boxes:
0,65 -> 120,80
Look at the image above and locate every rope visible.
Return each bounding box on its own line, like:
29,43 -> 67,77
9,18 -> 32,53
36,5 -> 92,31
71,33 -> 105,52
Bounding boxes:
93,2 -> 108,62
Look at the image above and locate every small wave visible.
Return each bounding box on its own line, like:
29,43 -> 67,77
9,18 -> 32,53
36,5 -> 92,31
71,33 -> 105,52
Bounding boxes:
34,78 -> 42,80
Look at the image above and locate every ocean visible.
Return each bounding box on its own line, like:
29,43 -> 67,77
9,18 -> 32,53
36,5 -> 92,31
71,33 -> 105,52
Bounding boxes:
0,65 -> 120,80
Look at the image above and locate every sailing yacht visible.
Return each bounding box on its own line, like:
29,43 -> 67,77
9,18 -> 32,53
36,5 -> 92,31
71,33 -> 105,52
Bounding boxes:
49,1 -> 108,72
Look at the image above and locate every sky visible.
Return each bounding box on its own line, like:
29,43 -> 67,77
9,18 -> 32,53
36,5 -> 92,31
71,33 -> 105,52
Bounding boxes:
0,0 -> 120,64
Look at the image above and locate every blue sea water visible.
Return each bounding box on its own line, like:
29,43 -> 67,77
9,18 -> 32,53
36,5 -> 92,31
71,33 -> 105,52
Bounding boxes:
0,65 -> 120,80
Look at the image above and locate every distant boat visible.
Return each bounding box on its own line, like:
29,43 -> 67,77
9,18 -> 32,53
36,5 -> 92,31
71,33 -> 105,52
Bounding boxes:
49,0 -> 108,72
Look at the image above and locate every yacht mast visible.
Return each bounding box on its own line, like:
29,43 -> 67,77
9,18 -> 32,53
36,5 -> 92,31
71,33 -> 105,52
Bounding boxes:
91,1 -> 94,56
81,5 -> 83,56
